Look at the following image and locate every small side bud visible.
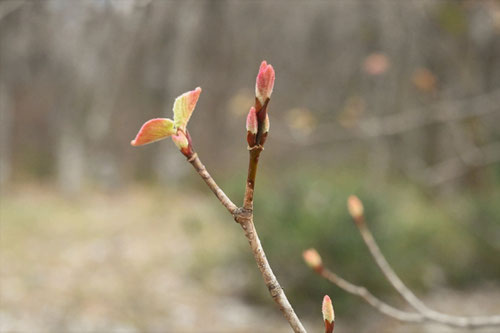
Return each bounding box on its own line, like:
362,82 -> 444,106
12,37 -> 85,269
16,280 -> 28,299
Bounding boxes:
246,107 -> 258,134
255,60 -> 275,105
347,195 -> 364,220
259,113 -> 270,146
302,248 -> 323,272
246,107 -> 258,147
263,113 -> 270,133
322,295 -> 335,333
172,131 -> 192,157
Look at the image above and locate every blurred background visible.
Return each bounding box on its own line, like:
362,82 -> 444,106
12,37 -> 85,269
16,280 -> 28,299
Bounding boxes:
1,0 -> 500,332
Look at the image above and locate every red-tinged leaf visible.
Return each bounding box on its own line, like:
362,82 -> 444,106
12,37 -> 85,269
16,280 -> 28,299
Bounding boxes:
173,87 -> 202,131
131,118 -> 175,146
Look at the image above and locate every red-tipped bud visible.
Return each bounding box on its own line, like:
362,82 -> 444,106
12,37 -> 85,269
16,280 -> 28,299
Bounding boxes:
246,107 -> 258,147
171,131 -> 192,157
347,195 -> 364,220
322,295 -> 335,333
303,248 -> 323,272
255,61 -> 275,105
131,118 -> 176,146
246,107 -> 258,134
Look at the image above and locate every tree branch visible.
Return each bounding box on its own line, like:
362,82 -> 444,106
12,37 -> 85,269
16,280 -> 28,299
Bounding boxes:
243,146 -> 262,210
319,267 -> 424,323
187,151 -> 306,333
420,141 -> 500,187
349,214 -> 500,328
238,142 -> 306,333
309,89 -> 500,145
236,209 -> 306,333
188,153 -> 238,215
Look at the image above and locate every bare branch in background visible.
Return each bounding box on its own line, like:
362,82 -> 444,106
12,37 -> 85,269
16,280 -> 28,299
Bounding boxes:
306,89 -> 500,145
304,196 -> 500,328
0,0 -> 26,21
420,141 -> 500,186
304,248 -> 424,324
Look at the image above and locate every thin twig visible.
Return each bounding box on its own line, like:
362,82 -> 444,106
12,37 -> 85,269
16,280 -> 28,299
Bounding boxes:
309,89 -> 500,144
188,153 -> 238,215
243,146 -> 262,210
354,216 -> 430,313
319,267 -> 424,323
420,141 -> 500,186
239,144 -> 306,333
188,151 -> 306,333
237,210 -> 306,333
351,215 -> 500,328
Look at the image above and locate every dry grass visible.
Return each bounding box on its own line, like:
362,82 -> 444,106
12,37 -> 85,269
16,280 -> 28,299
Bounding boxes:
0,184 -> 291,332
1,184 -> 499,332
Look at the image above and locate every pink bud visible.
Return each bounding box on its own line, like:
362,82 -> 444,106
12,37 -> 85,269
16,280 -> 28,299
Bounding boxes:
322,295 -> 335,333
347,195 -> 364,219
303,248 -> 322,271
246,107 -> 258,134
255,61 -> 275,105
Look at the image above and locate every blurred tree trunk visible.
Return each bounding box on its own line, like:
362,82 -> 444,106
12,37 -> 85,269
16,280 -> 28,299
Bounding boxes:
365,0 -> 394,186
155,1 -> 202,185
0,80 -> 12,188
55,98 -> 85,195
86,6 -> 149,190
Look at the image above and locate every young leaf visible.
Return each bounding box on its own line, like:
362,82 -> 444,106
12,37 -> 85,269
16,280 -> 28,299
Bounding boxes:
131,118 -> 176,146
173,87 -> 202,131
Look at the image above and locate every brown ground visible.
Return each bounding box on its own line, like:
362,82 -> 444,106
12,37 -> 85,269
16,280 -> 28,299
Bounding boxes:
1,185 -> 499,332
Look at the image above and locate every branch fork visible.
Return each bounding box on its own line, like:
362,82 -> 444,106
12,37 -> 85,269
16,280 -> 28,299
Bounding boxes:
131,61 -> 307,332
